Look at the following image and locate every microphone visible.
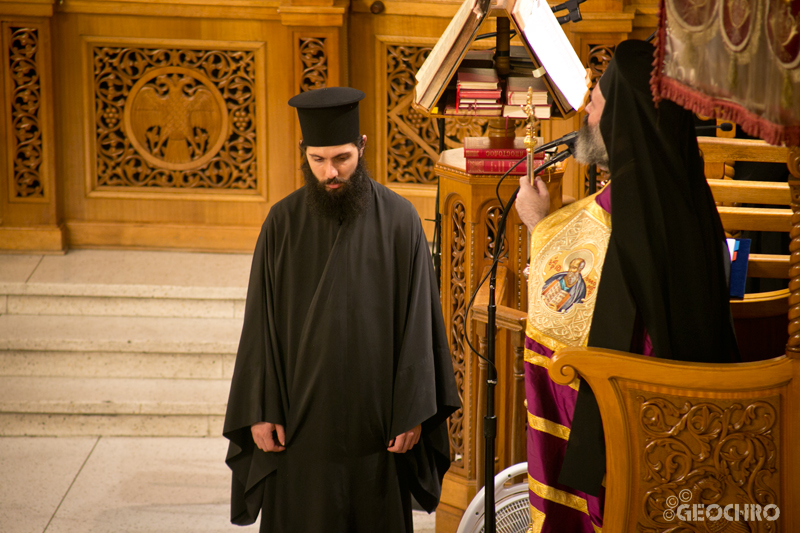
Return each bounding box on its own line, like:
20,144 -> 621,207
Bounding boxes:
695,122 -> 734,133
534,147 -> 574,174
533,131 -> 579,154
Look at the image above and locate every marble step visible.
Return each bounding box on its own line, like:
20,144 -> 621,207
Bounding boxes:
0,250 -> 250,319
2,292 -> 246,319
0,314 -> 243,378
0,376 -> 229,437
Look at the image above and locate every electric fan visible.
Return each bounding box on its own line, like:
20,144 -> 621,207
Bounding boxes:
456,462 -> 531,533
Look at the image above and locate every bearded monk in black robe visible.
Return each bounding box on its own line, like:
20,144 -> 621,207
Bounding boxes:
223,87 -> 459,533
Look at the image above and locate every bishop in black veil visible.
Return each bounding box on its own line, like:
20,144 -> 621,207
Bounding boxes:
559,39 -> 740,496
223,87 -> 459,533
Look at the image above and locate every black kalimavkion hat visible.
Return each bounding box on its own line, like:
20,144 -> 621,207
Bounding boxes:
288,87 -> 365,147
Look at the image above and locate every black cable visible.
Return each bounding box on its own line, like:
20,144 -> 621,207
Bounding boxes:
462,148 -> 574,368
495,155 -> 527,206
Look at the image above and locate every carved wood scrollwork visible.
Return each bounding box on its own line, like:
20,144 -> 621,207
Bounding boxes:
636,393 -> 780,533
587,44 -> 616,88
299,37 -> 327,92
485,205 -> 510,261
385,44 -> 491,185
93,46 -> 257,190
8,26 -> 44,199
449,200 -> 468,463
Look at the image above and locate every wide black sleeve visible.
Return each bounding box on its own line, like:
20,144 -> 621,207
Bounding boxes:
392,224 -> 460,512
222,223 -> 287,525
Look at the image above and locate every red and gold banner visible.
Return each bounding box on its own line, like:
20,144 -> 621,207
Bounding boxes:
651,0 -> 800,146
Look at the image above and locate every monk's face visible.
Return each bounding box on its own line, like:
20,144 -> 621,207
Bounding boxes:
305,136 -> 366,192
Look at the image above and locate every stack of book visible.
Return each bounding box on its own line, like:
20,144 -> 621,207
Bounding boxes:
453,68 -> 502,116
509,45 -> 535,74
463,136 -> 544,175
503,75 -> 551,119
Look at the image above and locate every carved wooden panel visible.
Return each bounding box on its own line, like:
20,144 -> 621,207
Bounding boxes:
485,204 -> 509,261
632,389 -> 781,533
5,25 -> 44,200
587,44 -> 616,89
91,44 -> 261,192
385,43 -> 490,185
299,37 -> 327,92
449,199 -> 468,465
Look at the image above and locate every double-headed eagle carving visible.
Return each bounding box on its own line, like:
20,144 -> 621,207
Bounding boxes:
130,73 -> 223,165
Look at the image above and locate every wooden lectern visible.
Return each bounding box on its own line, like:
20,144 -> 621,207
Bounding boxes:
434,147 -> 563,531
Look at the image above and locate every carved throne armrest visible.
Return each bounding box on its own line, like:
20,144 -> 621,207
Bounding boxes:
549,347 -> 799,532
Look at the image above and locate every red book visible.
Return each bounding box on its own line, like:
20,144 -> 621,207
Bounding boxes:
466,158 -> 531,175
456,87 -> 503,100
463,136 -> 545,159
458,103 -> 502,110
458,99 -> 502,106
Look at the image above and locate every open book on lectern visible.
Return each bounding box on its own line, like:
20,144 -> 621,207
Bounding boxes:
413,0 -> 590,118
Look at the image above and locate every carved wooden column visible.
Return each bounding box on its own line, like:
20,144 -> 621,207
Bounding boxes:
435,148 -> 534,532
787,147 -> 800,357
0,1 -> 63,251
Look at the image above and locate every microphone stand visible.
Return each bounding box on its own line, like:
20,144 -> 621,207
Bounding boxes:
482,108 -> 573,532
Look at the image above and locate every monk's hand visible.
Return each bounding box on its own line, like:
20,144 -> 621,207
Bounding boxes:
514,175 -> 550,232
251,422 -> 286,452
387,424 -> 421,453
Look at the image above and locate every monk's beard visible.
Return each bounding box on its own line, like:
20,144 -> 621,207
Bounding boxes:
303,157 -> 372,222
564,272 -> 580,285
574,116 -> 609,170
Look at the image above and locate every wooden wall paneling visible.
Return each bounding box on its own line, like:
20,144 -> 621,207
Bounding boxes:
292,29 -> 340,190
54,0 -> 281,20
49,9 -> 303,251
0,7 -> 65,251
374,33 -> 443,241
83,36 -> 267,201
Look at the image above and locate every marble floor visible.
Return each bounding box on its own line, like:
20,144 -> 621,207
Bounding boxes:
0,251 -> 437,532
0,436 -> 437,533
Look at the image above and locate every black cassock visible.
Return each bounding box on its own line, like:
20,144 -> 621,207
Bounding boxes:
223,179 -> 460,533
